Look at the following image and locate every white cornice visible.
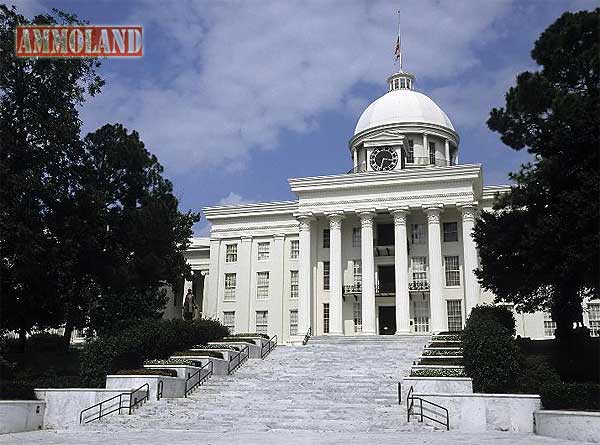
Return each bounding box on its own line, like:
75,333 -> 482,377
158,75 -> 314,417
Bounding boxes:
349,122 -> 459,151
203,200 -> 298,221
289,164 -> 482,194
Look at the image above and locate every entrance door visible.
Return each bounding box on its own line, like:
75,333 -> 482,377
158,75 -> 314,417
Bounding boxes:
378,306 -> 396,335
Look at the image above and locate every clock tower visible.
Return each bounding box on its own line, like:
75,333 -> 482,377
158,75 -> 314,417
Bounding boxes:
348,68 -> 459,173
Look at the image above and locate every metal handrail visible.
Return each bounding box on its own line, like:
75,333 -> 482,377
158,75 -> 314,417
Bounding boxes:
228,345 -> 249,375
185,361 -> 213,397
79,383 -> 149,424
302,327 -> 311,345
129,383 -> 150,414
260,335 -> 278,359
406,385 -> 449,430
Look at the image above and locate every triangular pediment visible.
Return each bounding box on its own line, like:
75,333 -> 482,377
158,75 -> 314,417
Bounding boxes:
362,129 -> 406,147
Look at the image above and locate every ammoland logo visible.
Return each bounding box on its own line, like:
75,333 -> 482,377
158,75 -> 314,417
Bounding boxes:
16,25 -> 143,57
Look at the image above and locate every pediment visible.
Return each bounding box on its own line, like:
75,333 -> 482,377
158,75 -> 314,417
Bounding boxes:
362,129 -> 406,147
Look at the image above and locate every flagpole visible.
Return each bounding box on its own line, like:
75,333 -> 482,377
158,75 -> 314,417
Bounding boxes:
397,9 -> 402,70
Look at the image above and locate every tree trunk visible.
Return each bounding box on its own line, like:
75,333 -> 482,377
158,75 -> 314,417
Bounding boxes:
18,325 -> 27,352
62,319 -> 73,352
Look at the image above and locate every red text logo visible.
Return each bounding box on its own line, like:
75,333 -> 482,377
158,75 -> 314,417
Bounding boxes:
16,26 -> 143,58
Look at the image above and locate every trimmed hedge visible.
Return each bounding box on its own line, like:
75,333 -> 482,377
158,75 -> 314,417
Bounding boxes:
212,338 -> 255,344
229,333 -> 269,339
114,368 -> 178,377
194,344 -> 239,350
80,318 -> 228,387
423,349 -> 463,356
418,357 -> 463,366
172,350 -> 224,359
144,358 -> 196,366
463,305 -> 520,393
540,382 -> 600,411
410,368 -> 467,378
0,381 -> 37,400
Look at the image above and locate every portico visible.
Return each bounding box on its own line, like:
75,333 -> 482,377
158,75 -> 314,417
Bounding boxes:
292,194 -> 482,337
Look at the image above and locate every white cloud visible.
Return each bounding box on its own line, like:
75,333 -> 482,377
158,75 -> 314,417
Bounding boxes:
79,0 -> 516,173
217,192 -> 254,206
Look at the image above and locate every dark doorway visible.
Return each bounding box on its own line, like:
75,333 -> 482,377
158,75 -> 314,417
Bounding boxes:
378,265 -> 395,293
376,223 -> 394,246
379,306 -> 396,335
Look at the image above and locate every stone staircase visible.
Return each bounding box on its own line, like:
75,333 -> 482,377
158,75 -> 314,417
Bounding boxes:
97,335 -> 435,433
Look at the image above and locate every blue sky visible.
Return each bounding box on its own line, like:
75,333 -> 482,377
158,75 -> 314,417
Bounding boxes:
13,0 -> 597,234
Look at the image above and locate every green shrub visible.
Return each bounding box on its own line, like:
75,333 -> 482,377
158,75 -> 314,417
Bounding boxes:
114,369 -> 178,377
540,382 -> 600,411
212,338 -> 255,344
423,349 -> 463,356
193,344 -> 239,350
172,350 -> 224,359
0,381 -> 36,400
463,305 -> 520,393
80,318 -> 228,387
428,342 -> 462,348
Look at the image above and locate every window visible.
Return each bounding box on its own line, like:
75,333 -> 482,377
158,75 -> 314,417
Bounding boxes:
223,311 -> 235,333
224,273 -> 236,301
588,303 -> 600,337
323,229 -> 330,248
443,222 -> 458,242
544,312 -> 556,337
352,227 -> 361,248
353,301 -> 362,333
256,272 -> 269,299
323,261 -> 330,290
323,303 -> 330,334
353,260 -> 362,287
289,310 -> 298,336
429,141 -> 436,164
290,240 -> 299,259
257,242 -> 270,261
406,139 -> 414,163
447,300 -> 463,332
290,270 -> 299,299
411,224 -> 426,244
255,311 -> 268,335
225,244 -> 238,262
444,256 -> 460,286
411,257 -> 427,283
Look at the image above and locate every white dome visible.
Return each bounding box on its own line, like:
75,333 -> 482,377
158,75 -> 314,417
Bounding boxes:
354,89 -> 455,135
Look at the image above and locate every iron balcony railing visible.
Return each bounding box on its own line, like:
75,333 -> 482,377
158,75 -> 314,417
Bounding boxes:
376,282 -> 396,295
343,283 -> 362,294
409,280 -> 430,291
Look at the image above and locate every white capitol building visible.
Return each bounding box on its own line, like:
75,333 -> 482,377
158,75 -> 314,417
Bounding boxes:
163,66 -> 599,343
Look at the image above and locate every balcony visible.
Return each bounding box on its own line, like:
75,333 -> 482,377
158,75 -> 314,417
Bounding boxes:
408,280 -> 430,291
343,283 -> 362,294
375,282 -> 395,296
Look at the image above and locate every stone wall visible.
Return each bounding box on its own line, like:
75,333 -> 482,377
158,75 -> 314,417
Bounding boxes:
534,410 -> 600,443
413,392 -> 541,432
0,400 -> 45,434
35,388 -> 130,428
400,377 -> 472,402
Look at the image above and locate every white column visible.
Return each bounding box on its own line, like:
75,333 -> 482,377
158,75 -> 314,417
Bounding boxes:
270,234 -> 285,338
424,205 -> 444,333
327,212 -> 344,335
460,203 -> 481,317
445,139 -> 451,166
391,208 -> 410,334
359,210 -> 376,334
353,150 -> 358,171
238,236 -> 252,332
201,270 -> 210,315
207,238 -> 221,319
422,133 -> 428,165
297,214 -> 314,335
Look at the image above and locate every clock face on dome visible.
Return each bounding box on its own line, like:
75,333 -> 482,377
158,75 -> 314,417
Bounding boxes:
370,147 -> 398,171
